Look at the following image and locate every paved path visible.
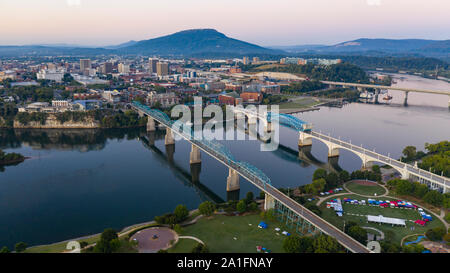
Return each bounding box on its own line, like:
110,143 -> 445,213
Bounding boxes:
316,181 -> 388,206
179,236 -> 204,245
342,181 -> 389,198
361,227 -> 385,240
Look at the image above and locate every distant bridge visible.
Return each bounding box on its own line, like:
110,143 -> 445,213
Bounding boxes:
131,101 -> 370,253
251,72 -> 450,106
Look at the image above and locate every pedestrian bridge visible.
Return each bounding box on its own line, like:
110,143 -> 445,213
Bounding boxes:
233,107 -> 449,193
131,101 -> 370,253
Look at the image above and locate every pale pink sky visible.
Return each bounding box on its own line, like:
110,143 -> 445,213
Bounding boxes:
0,0 -> 449,46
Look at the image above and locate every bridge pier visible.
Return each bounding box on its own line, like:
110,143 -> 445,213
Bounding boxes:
226,168 -> 240,192
298,131 -> 312,147
147,131 -> 156,146
189,144 -> 201,164
374,89 -> 380,104
165,128 -> 175,145
264,193 -> 275,211
147,117 -> 156,132
328,146 -> 340,158
403,91 -> 409,106
226,190 -> 240,201
190,162 -> 201,183
165,142 -> 175,163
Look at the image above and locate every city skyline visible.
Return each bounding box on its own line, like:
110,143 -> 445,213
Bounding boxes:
0,0 -> 449,46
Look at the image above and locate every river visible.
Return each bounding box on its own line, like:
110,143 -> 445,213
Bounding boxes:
0,73 -> 449,249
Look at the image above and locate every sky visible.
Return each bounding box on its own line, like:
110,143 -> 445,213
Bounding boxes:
0,0 -> 449,46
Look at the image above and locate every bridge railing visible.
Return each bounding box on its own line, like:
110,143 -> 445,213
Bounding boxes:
132,101 -> 273,188
308,131 -> 449,187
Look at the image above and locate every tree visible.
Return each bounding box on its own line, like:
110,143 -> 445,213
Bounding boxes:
14,242 -> 27,253
191,243 -> 209,253
347,225 -> 367,244
380,241 -> 401,253
94,228 -> 119,253
413,183 -> 429,198
425,227 -> 446,241
423,190 -> 444,207
312,235 -> 341,253
371,165 -> 381,174
297,236 -> 314,253
402,244 -> 425,253
283,236 -> 301,253
395,180 -> 414,195
173,224 -> 183,234
311,178 -> 326,194
261,208 -> 276,221
259,191 -> 265,199
325,172 -> 339,188
198,201 -> 215,216
245,191 -> 254,204
313,169 -> 327,181
445,212 -> 450,223
0,246 -> 10,253
338,170 -> 350,183
402,146 -> 417,160
174,204 -> 189,223
236,200 -> 247,213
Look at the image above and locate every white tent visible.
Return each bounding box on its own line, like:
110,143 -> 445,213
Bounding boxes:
367,215 -> 406,226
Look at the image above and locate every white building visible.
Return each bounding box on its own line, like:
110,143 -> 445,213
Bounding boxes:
102,90 -> 121,103
118,63 -> 130,74
36,70 -> 65,82
147,91 -> 179,108
51,100 -> 70,108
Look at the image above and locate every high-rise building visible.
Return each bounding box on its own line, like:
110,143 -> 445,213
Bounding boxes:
80,59 -> 92,73
118,63 -> 130,74
252,57 -> 260,64
242,57 -> 250,65
149,58 -> 158,74
156,62 -> 169,76
100,62 -> 113,74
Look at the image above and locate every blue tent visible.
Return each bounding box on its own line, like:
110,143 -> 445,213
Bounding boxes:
258,222 -> 268,229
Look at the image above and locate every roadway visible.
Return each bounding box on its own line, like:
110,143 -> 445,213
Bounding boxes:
251,72 -> 450,95
132,103 -> 371,253
307,131 -> 450,190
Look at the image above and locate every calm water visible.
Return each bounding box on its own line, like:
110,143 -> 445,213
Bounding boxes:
0,74 -> 449,248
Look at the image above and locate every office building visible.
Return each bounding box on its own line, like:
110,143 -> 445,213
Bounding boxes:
118,63 -> 130,74
80,59 -> 92,73
100,62 -> 113,74
149,58 -> 158,74
156,62 -> 169,76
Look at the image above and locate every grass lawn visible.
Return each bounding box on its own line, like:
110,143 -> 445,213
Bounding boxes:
168,238 -> 200,253
24,234 -> 101,253
345,181 -> 387,196
278,97 -> 321,110
319,194 -> 445,245
176,214 -> 295,253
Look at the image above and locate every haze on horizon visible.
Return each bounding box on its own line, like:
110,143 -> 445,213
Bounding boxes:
0,0 -> 449,47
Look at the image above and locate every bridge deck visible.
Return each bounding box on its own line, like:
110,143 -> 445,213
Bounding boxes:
132,102 -> 370,253
307,131 -> 449,189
